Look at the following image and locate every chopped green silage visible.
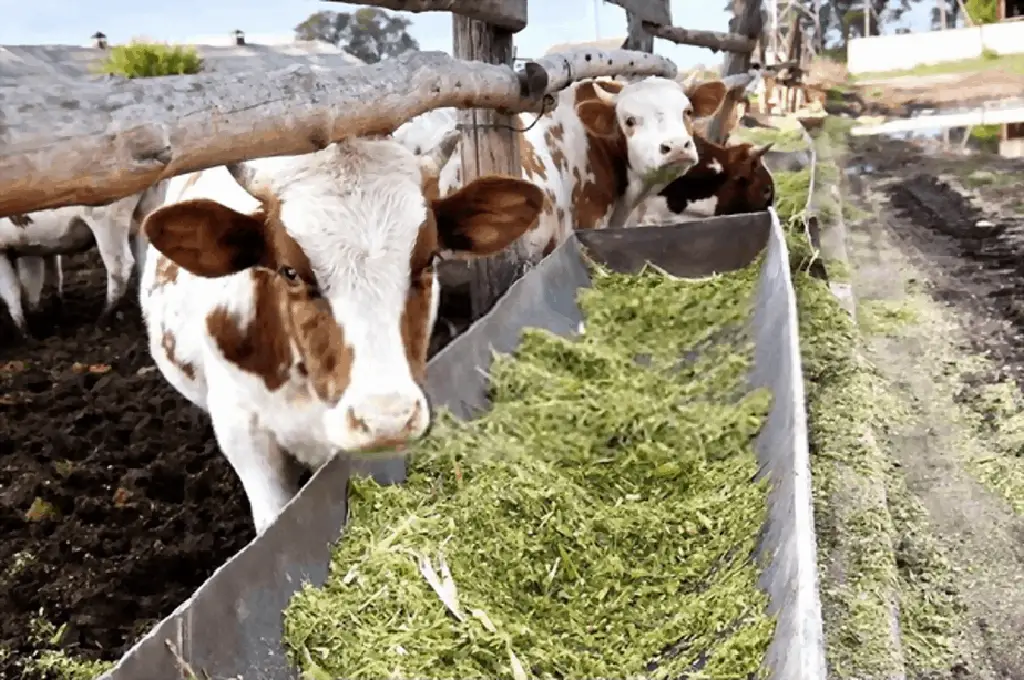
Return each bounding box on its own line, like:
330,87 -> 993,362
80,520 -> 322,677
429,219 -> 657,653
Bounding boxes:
284,263 -> 777,679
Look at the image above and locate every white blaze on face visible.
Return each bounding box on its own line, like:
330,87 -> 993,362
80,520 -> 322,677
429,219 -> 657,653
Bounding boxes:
614,79 -> 700,179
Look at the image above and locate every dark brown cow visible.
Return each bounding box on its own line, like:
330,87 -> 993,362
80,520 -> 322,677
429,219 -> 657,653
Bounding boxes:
629,136 -> 775,224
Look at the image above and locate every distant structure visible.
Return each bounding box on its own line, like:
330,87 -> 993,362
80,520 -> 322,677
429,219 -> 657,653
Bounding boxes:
998,0 -> 1024,20
233,30 -> 246,46
1000,122 -> 1024,158
90,32 -> 107,49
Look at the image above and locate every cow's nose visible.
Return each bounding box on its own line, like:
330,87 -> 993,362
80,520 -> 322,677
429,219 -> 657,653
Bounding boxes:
345,392 -> 428,447
660,138 -> 697,164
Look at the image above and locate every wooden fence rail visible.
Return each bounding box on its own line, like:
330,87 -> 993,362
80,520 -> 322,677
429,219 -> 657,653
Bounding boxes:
0,48 -> 674,217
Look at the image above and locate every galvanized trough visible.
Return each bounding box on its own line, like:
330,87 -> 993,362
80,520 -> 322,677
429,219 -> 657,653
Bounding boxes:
99,207 -> 825,680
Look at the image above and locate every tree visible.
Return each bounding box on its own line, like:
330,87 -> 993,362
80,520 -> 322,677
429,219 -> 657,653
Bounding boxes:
965,0 -> 998,23
295,7 -> 419,64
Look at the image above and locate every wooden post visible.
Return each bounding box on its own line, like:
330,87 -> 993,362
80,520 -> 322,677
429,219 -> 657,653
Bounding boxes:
707,0 -> 762,143
622,8 -> 655,52
452,16 -> 525,321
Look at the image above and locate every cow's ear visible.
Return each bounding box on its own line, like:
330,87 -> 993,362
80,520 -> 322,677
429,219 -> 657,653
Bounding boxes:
144,199 -> 268,278
689,80 -> 728,117
576,99 -> 619,139
433,176 -> 543,256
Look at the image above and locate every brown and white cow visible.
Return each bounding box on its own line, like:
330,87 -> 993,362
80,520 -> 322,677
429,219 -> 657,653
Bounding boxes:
628,137 -> 775,225
139,137 -> 543,533
396,76 -> 728,260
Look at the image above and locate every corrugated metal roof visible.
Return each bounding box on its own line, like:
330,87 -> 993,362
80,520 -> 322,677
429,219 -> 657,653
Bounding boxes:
0,40 -> 363,85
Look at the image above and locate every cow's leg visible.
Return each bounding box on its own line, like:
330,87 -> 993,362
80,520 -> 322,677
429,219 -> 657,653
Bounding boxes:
0,254 -> 28,335
91,218 -> 135,322
17,257 -> 46,313
209,403 -> 301,534
43,255 -> 63,308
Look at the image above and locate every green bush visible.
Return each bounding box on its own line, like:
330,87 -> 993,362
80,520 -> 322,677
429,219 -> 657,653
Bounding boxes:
96,42 -> 203,78
971,123 -> 1000,152
966,0 -> 998,24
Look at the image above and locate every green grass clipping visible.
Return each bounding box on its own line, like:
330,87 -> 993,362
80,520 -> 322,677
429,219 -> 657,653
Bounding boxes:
283,261 -> 777,679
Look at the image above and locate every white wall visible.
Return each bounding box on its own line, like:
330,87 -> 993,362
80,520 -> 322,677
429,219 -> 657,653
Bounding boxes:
847,21 -> 1024,74
1001,138 -> 1024,158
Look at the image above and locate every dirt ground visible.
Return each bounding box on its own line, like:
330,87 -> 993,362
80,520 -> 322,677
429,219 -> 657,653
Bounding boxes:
0,251 -> 255,677
840,135 -> 1024,678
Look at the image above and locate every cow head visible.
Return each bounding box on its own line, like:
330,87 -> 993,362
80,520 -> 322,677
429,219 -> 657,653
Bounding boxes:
143,139 -> 543,453
575,77 -> 729,186
718,142 -> 775,214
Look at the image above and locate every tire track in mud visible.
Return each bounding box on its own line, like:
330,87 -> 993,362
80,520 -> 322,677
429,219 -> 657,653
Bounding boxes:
886,175 -> 1024,389
850,172 -> 1024,679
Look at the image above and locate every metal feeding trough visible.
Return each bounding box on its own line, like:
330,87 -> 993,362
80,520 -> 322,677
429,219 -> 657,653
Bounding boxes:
99,208 -> 825,680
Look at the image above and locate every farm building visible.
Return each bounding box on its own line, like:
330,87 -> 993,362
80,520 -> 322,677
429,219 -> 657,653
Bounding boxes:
1000,121 -> 1024,157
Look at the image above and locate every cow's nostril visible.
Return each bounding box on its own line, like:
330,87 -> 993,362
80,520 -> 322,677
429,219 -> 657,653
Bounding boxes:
659,143 -> 671,155
683,139 -> 695,151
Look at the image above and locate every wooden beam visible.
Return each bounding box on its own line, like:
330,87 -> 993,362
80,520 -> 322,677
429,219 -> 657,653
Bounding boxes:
452,16 -> 524,321
707,0 -> 762,143
622,0 -> 668,52
603,0 -> 672,25
0,48 -> 675,217
642,22 -> 756,54
322,0 -> 528,33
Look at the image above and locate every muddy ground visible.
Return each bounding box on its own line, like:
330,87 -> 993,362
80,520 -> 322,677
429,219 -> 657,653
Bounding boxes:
0,251 -> 256,677
839,135 -> 1024,678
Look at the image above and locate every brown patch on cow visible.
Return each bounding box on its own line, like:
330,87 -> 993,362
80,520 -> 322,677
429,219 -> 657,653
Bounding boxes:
206,268 -> 352,402
520,136 -> 547,180
548,143 -> 569,174
9,215 -> 33,228
548,122 -> 565,141
151,257 -> 179,291
541,188 -> 558,221
246,187 -> 316,288
402,185 -> 440,383
160,330 -> 196,381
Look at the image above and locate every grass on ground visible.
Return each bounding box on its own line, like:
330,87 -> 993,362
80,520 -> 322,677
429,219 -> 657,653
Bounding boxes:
852,51 -> 1024,81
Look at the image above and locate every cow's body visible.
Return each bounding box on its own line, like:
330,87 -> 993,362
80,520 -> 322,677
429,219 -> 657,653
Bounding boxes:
399,76 -> 728,260
140,137 -> 542,532
0,182 -> 168,333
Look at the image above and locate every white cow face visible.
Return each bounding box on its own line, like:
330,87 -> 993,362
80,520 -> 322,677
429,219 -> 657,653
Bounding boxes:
576,77 -> 729,183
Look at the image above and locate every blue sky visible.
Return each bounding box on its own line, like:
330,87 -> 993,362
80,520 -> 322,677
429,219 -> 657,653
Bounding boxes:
0,0 -> 936,70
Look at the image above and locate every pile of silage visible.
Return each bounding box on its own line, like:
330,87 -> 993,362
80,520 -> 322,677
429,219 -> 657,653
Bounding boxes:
284,261 -> 777,679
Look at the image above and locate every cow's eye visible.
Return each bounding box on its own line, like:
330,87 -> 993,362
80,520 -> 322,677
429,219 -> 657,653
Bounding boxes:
685,107 -> 694,117
624,116 -> 636,127
279,266 -> 298,281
